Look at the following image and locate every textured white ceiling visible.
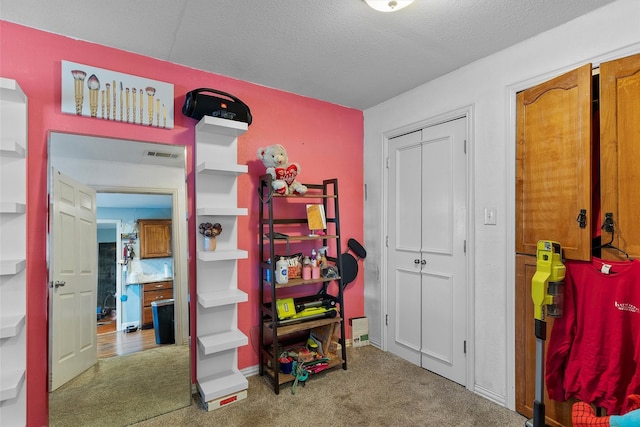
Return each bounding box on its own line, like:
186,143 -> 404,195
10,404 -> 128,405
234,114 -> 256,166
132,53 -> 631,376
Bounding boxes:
1,0 -> 617,109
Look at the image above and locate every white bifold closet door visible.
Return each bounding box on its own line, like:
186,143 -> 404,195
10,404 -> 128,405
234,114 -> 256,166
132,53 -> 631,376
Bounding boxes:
387,117 -> 467,386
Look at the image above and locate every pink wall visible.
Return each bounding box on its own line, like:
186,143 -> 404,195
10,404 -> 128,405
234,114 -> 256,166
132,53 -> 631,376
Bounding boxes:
1,21 -> 364,426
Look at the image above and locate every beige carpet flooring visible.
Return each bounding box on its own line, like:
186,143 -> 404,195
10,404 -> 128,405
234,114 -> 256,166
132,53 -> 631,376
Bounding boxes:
49,344 -> 190,426
134,345 -> 528,427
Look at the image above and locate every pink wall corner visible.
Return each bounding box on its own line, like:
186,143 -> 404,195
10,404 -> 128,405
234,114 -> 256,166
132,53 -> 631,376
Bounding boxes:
1,21 -> 364,426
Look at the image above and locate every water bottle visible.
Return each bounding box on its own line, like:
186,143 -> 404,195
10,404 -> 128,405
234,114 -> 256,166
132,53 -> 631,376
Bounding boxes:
265,259 -> 272,282
275,257 -> 289,284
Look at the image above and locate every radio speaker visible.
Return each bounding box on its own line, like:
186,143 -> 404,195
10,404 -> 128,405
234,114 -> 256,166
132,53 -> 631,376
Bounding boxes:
182,88 -> 252,125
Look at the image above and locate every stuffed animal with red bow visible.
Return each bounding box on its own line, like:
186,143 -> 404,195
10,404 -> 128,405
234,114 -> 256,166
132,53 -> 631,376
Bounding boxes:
257,144 -> 307,195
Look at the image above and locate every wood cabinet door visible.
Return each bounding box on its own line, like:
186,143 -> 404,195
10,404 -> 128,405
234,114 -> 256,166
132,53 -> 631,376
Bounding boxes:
139,219 -> 172,258
514,254 -> 573,427
600,53 -> 640,261
516,64 -> 593,260
141,282 -> 173,327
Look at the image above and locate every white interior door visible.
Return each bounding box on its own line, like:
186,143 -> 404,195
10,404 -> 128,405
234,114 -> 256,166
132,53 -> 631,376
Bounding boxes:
387,117 -> 468,386
50,169 -> 98,391
387,129 -> 423,365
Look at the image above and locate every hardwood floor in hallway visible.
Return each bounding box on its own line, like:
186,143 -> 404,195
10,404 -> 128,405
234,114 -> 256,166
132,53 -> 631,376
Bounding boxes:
97,328 -> 160,359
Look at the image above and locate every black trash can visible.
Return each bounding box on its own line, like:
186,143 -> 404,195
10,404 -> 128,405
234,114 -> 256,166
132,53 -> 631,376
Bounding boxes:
151,299 -> 175,344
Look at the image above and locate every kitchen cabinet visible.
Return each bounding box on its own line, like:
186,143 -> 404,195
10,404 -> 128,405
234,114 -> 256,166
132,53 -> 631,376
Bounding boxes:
140,280 -> 173,329
138,219 -> 172,258
194,116 -> 249,410
0,77 -> 27,426
515,53 -> 640,426
258,175 -> 347,394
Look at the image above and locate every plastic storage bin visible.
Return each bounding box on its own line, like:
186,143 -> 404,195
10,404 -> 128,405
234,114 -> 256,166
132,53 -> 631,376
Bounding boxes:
151,299 -> 175,344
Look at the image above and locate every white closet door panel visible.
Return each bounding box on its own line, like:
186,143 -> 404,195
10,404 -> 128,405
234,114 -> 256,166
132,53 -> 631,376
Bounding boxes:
387,117 -> 468,387
387,130 -> 423,365
394,268 -> 422,353
394,142 -> 423,252
421,271 -> 454,364
419,118 -> 467,386
421,137 -> 453,255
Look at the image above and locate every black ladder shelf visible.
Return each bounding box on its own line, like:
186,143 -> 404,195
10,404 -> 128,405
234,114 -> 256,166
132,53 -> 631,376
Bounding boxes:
258,174 -> 348,394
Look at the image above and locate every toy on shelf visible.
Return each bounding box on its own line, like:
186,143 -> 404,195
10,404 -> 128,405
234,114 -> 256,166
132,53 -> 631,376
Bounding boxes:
257,144 -> 307,195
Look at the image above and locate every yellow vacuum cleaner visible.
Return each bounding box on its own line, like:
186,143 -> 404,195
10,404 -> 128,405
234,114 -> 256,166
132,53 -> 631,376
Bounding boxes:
526,240 -> 565,427
276,297 -> 337,325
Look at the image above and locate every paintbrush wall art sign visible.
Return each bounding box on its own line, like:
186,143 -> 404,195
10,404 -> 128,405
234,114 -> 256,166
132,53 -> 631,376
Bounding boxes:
61,60 -> 174,129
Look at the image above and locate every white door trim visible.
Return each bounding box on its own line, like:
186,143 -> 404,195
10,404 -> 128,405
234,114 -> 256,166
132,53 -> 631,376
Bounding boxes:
381,105 -> 476,392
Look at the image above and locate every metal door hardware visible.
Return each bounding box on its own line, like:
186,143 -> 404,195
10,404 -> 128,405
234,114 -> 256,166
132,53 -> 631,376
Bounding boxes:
576,209 -> 587,228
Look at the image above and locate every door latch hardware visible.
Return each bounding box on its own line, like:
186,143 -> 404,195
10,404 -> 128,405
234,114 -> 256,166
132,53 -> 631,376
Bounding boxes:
54,281 -> 66,288
601,212 -> 614,233
576,209 -> 587,229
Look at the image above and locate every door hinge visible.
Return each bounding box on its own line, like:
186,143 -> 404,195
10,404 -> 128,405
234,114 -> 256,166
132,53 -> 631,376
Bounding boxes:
464,340 -> 467,354
385,314 -> 389,326
464,139 -> 467,154
386,157 -> 389,169
464,240 -> 466,253
386,236 -> 389,247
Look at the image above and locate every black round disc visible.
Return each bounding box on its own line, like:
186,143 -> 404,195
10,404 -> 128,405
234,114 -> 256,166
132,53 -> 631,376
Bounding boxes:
341,252 -> 358,286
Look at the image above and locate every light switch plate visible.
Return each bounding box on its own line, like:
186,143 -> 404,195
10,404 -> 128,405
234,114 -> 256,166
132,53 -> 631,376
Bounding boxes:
484,207 -> 497,225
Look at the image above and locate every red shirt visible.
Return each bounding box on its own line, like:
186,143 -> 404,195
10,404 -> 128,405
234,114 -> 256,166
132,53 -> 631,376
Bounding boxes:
546,257 -> 640,415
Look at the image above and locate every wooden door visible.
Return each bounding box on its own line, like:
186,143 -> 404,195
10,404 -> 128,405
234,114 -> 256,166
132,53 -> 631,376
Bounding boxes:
516,64 -> 593,261
139,219 -> 172,258
515,63 -> 594,426
514,254 -> 573,426
600,53 -> 640,261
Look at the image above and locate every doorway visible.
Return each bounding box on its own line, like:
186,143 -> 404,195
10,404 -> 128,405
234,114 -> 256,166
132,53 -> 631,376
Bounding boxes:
385,116 -> 470,387
97,220 -> 120,334
48,132 -> 191,425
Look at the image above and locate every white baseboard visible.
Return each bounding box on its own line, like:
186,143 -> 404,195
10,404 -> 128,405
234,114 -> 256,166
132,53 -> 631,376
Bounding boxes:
473,384 -> 506,407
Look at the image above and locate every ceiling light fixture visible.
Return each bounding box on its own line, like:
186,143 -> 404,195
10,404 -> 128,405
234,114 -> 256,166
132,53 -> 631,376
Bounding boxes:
364,0 -> 414,12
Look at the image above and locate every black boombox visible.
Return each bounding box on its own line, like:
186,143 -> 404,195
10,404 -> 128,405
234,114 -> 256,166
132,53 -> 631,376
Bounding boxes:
182,88 -> 252,125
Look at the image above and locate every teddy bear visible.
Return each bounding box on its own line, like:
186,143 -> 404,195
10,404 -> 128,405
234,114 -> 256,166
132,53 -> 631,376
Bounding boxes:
257,144 -> 307,195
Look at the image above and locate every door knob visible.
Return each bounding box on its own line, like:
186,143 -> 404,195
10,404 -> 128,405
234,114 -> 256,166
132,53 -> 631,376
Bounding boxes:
421,260 -> 426,265
414,259 -> 420,264
54,281 -> 66,288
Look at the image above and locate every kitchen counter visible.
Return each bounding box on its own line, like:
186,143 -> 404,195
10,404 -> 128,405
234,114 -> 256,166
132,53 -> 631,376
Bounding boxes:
126,274 -> 172,285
